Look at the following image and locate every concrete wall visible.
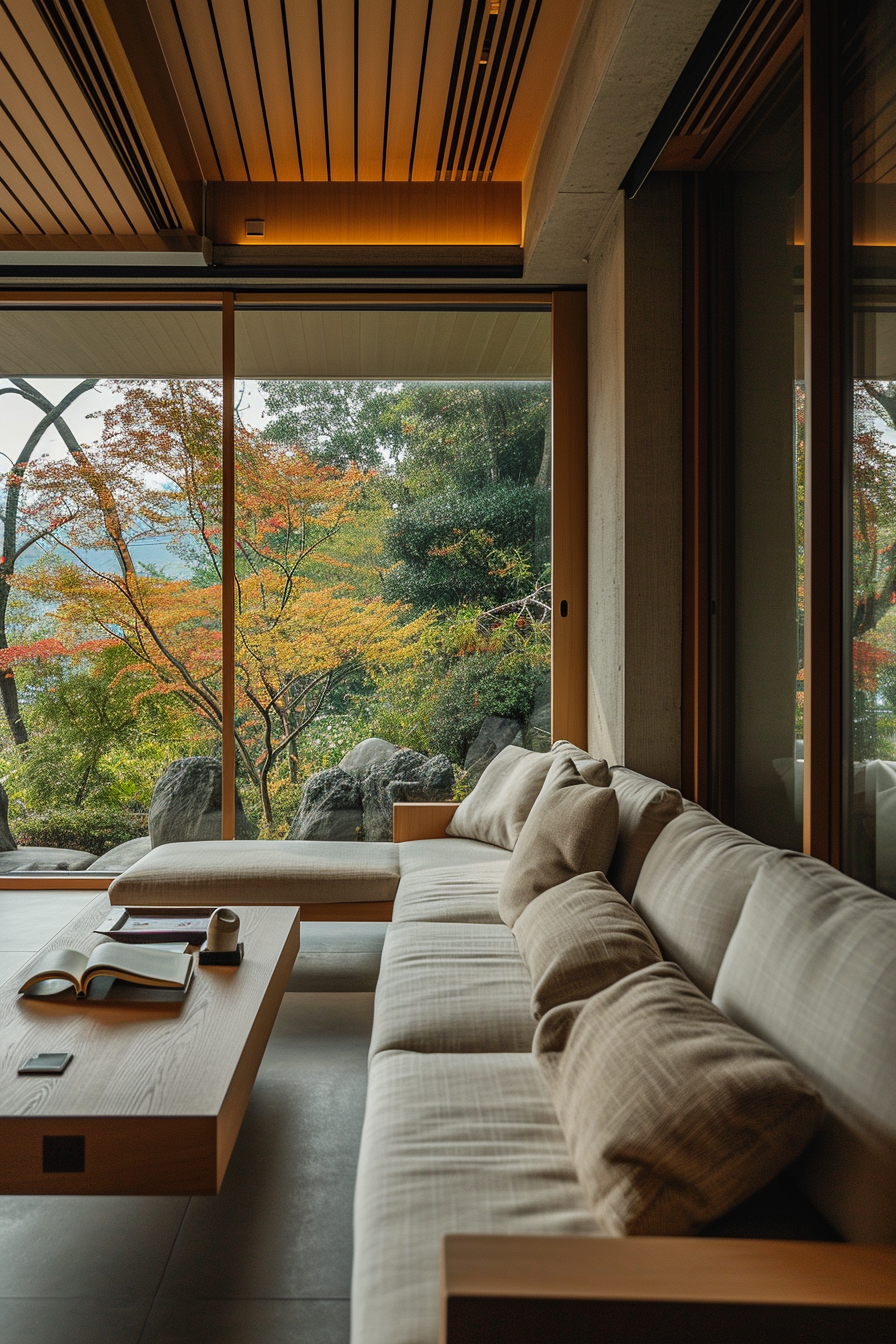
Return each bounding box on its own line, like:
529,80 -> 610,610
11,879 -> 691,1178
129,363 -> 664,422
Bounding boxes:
586,176 -> 683,786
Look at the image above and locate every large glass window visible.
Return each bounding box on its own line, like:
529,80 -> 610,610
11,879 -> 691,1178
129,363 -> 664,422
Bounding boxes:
233,306 -> 551,841
844,0 -> 896,894
720,58 -> 805,848
0,307 -> 222,872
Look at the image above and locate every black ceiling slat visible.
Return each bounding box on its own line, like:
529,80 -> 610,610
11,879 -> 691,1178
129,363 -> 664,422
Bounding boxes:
316,0 -> 331,180
459,0 -> 517,178
381,0 -> 397,179
0,171 -> 46,232
487,0 -> 542,179
473,0 -> 527,180
2,0 -> 143,233
436,0 -> 475,178
408,0 -> 434,181
0,40 -> 113,231
279,0 -> 303,179
445,0 -> 490,180
170,0 -> 224,181
353,0 -> 359,180
0,96 -> 86,230
203,0 -> 251,180
243,0 -> 277,179
34,0 -> 178,228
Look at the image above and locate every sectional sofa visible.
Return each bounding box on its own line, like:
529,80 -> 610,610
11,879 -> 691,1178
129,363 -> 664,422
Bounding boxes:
109,743 -> 896,1342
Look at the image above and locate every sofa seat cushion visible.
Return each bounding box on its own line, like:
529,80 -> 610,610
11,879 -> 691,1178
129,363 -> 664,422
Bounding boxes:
351,1050 -> 599,1344
392,862 -> 507,924
632,804 -> 774,995
397,836 -> 508,875
713,849 -> 896,1243
369,922 -> 535,1056
108,838 -> 400,906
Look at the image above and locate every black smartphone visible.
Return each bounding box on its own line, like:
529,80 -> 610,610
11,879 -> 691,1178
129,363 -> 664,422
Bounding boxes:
18,1053 -> 73,1075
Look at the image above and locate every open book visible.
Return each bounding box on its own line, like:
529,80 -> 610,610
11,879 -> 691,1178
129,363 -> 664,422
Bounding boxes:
18,942 -> 195,999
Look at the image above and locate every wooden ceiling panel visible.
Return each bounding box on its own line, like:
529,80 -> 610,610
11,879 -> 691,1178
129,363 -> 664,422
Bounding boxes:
283,0 -> 329,182
157,0 -> 247,181
493,0 -> 582,179
321,0 -> 357,182
210,0 -> 275,180
382,0 -> 430,181
357,0 -> 394,182
406,0 -> 466,180
142,0 -> 221,179
245,0 -> 302,181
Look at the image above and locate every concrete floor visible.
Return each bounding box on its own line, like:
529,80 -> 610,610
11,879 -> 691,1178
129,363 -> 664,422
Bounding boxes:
0,892 -> 386,1344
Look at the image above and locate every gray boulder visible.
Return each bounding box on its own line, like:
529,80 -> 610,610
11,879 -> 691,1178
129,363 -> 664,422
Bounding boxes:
361,748 -> 455,843
149,757 -> 258,847
87,836 -> 152,873
464,715 -> 524,778
288,767 -> 363,842
0,780 -> 15,851
0,845 -> 98,872
339,737 -> 400,775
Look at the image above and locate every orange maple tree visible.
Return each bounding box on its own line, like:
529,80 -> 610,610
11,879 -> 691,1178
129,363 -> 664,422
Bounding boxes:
10,379 -> 425,824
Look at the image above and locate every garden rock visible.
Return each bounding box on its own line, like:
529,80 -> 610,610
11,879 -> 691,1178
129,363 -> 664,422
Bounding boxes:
149,757 -> 258,846
361,748 -> 455,843
339,737 -> 400,775
0,781 -> 15,851
86,836 -> 152,873
0,846 -> 98,872
464,715 -> 524,778
288,767 -> 363,842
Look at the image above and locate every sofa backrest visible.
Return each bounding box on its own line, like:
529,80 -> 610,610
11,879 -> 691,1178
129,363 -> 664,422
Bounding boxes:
713,849 -> 896,1244
632,804 -> 774,996
606,767 -> 683,900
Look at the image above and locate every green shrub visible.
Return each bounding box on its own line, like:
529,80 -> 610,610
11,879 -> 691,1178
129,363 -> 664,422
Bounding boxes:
14,808 -> 148,856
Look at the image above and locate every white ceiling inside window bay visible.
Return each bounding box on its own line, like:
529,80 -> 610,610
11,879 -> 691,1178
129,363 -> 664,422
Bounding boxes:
0,307 -> 551,379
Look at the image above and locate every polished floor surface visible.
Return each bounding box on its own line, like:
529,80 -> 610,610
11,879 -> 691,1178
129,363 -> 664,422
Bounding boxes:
0,891 -> 385,1343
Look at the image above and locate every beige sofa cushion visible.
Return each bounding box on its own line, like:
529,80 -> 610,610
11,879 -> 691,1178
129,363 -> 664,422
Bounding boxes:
513,872 -> 662,1019
446,745 -> 553,850
351,1050 -> 598,1344
497,756 -> 618,927
608,766 -> 683,899
397,836 -> 508,874
108,838 -> 400,906
369,922 -> 534,1056
551,740 -> 611,787
632,805 -> 774,995
536,962 -> 824,1236
392,861 -> 507,924
713,850 -> 896,1243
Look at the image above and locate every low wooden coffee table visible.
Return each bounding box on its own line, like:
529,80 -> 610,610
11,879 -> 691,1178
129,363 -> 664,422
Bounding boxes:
0,893 -> 301,1195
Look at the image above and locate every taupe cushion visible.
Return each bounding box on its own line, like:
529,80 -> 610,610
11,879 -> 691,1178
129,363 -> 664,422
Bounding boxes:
536,962 -> 824,1236
513,871 -> 662,1019
351,1050 -> 598,1344
713,850 -> 896,1243
608,766 -> 683,899
632,805 -> 774,995
397,836 -> 508,875
392,862 -> 507,924
551,740 -> 611,787
108,838 -> 400,906
370,922 -> 534,1056
497,756 -> 619,927
446,745 -> 553,850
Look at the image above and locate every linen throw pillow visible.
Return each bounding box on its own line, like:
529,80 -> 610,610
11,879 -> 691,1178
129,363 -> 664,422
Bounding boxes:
550,740 -> 611,788
497,756 -> 619,927
534,962 -> 825,1236
512,871 -> 662,1018
446,745 -> 554,851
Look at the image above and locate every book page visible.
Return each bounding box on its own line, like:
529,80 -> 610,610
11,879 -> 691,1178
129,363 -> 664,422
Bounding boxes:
85,942 -> 193,990
18,947 -> 89,994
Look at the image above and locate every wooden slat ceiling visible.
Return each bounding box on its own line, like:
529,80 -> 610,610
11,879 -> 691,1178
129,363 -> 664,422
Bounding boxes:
0,306 -> 551,377
146,0 -> 578,184
0,0 -> 582,257
0,0 -> 176,236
